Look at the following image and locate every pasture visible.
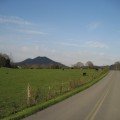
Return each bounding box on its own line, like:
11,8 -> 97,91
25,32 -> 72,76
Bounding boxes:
0,68 -> 107,118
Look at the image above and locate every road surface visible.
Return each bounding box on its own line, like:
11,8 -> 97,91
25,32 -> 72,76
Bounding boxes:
23,71 -> 120,120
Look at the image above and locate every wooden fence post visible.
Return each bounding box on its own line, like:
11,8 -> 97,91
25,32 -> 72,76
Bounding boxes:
27,83 -> 31,105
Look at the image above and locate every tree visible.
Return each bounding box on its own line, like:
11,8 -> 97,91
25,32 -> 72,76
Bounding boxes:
114,61 -> 120,70
0,53 -> 11,67
73,62 -> 84,69
85,61 -> 94,69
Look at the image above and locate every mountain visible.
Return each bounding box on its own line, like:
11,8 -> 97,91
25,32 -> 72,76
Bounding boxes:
15,56 -> 67,68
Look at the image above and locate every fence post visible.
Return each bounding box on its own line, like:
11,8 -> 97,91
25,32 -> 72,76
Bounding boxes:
27,83 -> 31,106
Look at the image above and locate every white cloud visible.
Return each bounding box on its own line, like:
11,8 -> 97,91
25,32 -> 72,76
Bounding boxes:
35,45 -> 40,51
62,51 -> 117,66
21,46 -> 30,52
0,15 -> 33,25
21,29 -> 47,35
0,43 -> 118,66
60,42 -> 79,47
85,41 -> 108,48
0,15 -> 47,37
88,22 -> 100,30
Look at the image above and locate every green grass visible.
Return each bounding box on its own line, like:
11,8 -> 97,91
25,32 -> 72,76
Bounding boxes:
0,68 -> 108,119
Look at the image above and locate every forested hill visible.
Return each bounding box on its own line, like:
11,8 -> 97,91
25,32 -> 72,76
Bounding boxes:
15,56 -> 67,68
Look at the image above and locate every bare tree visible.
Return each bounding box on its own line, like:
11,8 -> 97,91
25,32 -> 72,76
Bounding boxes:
114,61 -> 120,70
73,62 -> 84,69
85,61 -> 94,69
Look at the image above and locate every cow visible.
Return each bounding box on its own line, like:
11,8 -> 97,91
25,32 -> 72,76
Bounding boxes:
83,72 -> 86,76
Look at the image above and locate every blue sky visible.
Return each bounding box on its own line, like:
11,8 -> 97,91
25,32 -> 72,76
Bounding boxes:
0,0 -> 120,66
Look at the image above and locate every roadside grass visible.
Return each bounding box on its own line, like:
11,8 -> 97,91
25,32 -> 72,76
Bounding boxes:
0,68 -> 109,120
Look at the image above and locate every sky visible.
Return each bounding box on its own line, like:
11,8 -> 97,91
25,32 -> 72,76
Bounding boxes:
0,0 -> 120,66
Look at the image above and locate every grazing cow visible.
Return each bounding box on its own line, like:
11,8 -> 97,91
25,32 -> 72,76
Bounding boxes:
83,72 -> 86,76
95,68 -> 98,71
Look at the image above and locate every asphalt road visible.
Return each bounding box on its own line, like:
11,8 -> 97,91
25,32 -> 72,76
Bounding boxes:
23,71 -> 120,120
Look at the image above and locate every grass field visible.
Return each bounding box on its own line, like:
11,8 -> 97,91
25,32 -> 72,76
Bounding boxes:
0,68 -> 108,119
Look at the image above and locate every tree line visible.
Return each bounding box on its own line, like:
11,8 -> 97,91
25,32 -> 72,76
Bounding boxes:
1,52 -> 120,70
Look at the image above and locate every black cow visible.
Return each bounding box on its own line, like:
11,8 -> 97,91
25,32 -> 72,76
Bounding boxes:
83,72 -> 86,76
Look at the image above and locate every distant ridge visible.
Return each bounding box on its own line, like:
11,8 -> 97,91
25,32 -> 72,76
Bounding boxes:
15,56 -> 67,68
